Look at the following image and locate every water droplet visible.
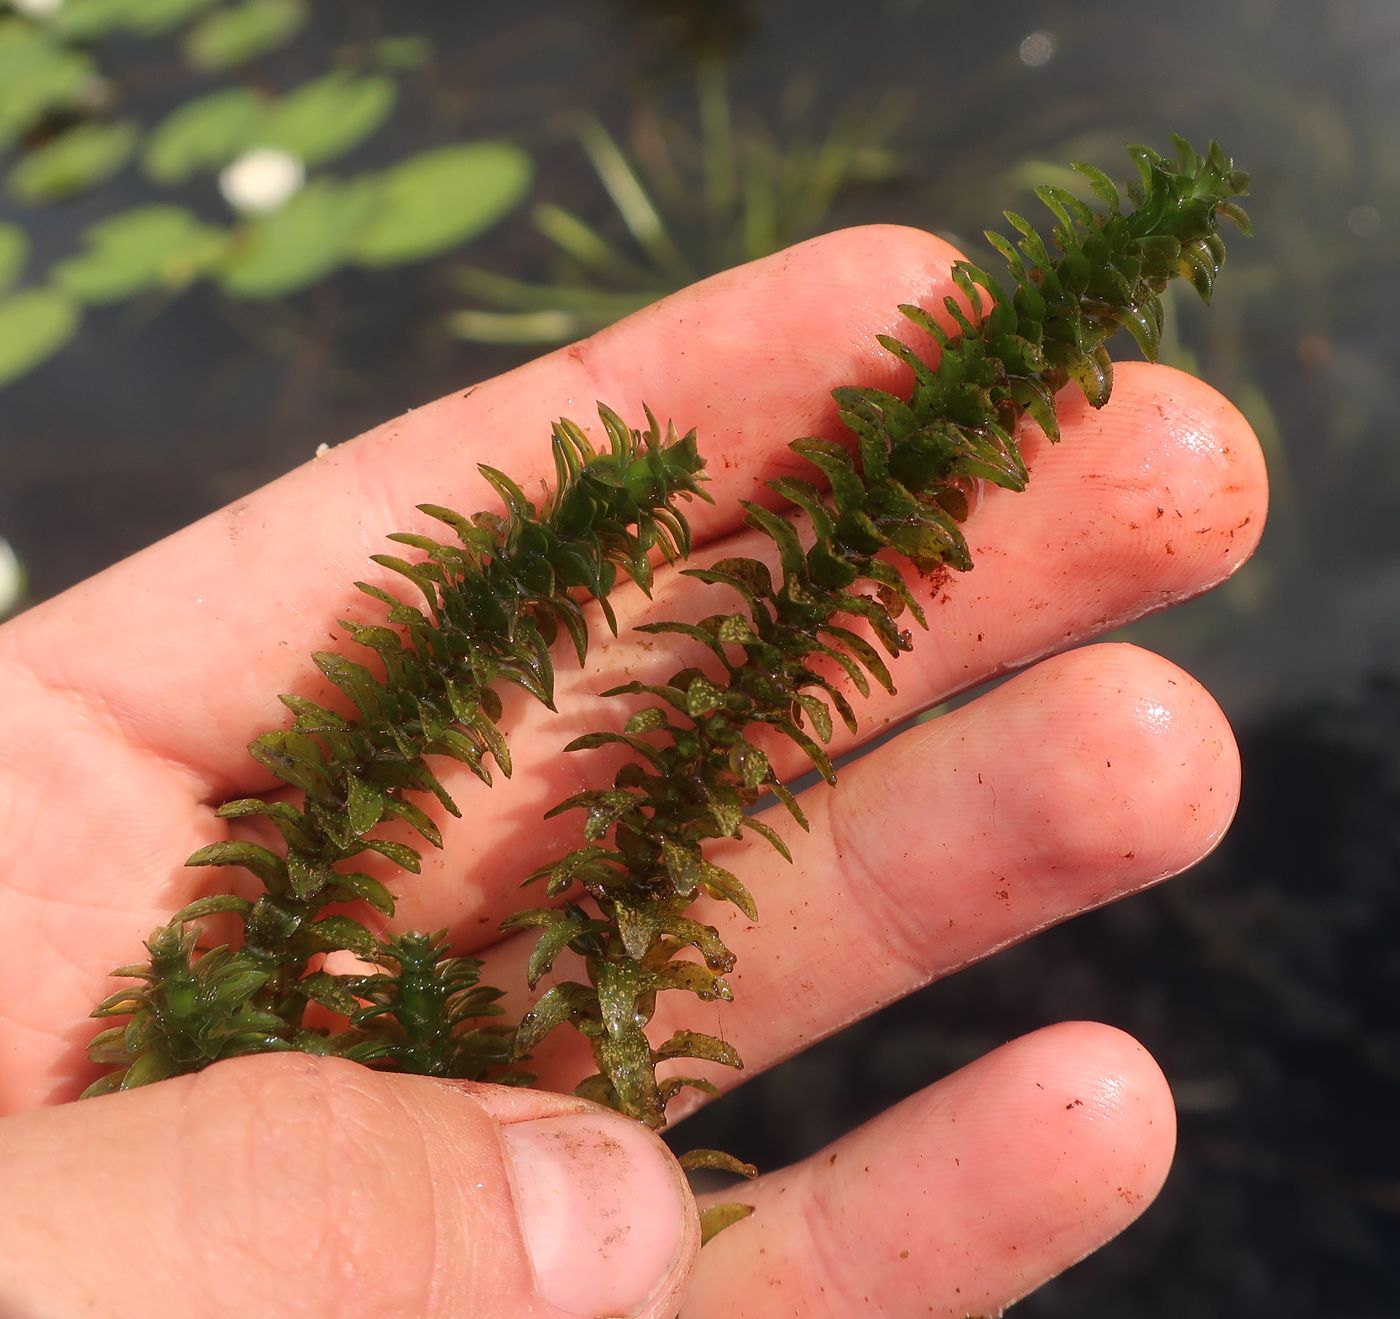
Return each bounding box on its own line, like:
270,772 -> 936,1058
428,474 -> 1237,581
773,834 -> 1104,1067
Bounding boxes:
1019,30 -> 1057,67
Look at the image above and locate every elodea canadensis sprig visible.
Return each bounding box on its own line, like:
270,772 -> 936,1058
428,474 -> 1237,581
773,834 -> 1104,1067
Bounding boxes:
507,137 -> 1250,1140
85,409 -> 709,1093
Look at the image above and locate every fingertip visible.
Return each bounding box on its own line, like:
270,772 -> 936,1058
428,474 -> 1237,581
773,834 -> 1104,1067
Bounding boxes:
979,1021 -> 1177,1304
1008,642 -> 1242,884
1042,360 -> 1269,598
686,1021 -> 1177,1317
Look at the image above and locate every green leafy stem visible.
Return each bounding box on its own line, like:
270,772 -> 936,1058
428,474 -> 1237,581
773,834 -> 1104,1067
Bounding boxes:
86,407 -> 709,1094
506,137 -> 1251,1135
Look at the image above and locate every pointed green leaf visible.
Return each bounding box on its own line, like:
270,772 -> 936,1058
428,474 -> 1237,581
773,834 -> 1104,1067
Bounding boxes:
343,774 -> 386,835
301,916 -> 378,960
661,839 -> 702,896
170,893 -> 254,923
739,813 -> 792,861
325,871 -> 396,917
679,1149 -> 757,1177
185,840 -> 287,889
653,1030 -> 743,1069
513,981 -> 596,1056
298,970 -> 360,1016
361,837 -> 421,873
250,730 -> 330,796
595,959 -> 646,1038
381,794 -> 443,848
521,912 -> 600,988
615,902 -> 662,961
686,674 -> 723,718
698,863 -> 758,922
699,1203 -> 754,1244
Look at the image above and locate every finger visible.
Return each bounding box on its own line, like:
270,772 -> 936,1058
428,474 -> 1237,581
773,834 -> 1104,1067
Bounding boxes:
0,1054 -> 698,1319
682,1022 -> 1176,1318
0,225 -> 965,792
496,643 -> 1238,1105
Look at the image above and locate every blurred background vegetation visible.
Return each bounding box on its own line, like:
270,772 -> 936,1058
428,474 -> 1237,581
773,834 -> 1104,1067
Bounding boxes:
2,1 -> 1397,1313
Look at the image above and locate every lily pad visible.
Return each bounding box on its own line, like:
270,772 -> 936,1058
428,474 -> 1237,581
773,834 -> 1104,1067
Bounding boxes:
0,21 -> 94,150
184,0 -> 306,70
0,286 -> 80,387
144,87 -> 264,184
259,72 -> 395,168
7,120 -> 139,203
0,224 -> 27,295
54,206 -> 227,304
350,142 -> 532,267
52,0 -> 217,39
219,177 -> 381,299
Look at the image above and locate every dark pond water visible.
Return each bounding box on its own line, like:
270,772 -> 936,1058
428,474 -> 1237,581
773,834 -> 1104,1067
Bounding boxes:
3,1 -> 1398,1314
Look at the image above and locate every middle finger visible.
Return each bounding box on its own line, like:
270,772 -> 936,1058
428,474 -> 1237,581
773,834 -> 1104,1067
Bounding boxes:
490,640 -> 1238,1104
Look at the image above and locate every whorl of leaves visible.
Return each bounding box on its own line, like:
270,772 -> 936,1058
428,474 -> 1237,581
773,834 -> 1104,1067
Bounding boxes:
509,137 -> 1251,1129
85,407 -> 709,1095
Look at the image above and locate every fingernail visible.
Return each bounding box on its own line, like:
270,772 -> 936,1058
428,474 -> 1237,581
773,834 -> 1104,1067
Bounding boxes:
499,1111 -> 691,1317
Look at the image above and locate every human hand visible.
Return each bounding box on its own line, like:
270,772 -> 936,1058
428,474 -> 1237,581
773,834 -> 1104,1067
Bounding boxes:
0,225 -> 1266,1316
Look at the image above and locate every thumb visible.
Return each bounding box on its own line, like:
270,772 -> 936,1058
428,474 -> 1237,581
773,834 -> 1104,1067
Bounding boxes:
0,1054 -> 699,1318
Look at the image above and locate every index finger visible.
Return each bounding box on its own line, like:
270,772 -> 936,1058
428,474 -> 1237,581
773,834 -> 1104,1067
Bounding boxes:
0,226 -> 964,794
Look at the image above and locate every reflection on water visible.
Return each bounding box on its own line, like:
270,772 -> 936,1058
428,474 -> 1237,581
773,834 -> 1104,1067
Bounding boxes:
3,2 -> 1397,1313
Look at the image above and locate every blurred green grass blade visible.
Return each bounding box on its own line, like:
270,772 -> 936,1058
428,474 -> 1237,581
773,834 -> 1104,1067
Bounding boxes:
531,203 -> 659,285
575,116 -> 690,280
698,62 -> 737,222
446,308 -> 591,345
0,286 -> 80,387
454,267 -> 657,316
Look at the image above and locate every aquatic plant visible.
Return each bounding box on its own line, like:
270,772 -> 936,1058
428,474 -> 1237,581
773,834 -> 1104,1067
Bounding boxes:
505,135 -> 1251,1132
0,3 -> 530,387
85,139 -> 1248,1218
85,409 -> 708,1091
450,65 -> 904,345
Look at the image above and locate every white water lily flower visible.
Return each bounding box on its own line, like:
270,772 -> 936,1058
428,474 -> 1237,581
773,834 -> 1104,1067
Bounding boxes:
11,0 -> 63,18
0,538 -> 23,618
218,148 -> 306,215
